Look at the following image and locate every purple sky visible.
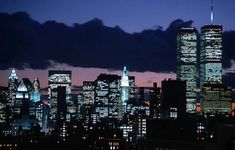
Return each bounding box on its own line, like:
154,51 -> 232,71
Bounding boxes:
1,0 -> 235,33
0,66 -> 176,88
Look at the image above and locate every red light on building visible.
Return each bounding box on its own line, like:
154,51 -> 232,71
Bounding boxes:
196,103 -> 201,113
232,102 -> 235,116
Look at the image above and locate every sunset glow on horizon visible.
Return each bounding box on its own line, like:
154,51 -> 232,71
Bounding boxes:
0,65 -> 176,88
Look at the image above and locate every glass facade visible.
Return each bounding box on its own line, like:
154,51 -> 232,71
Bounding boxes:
14,79 -> 32,117
201,83 -> 232,115
48,70 -> 73,123
200,25 -> 222,86
95,74 -> 120,119
83,81 -> 95,105
177,28 -> 197,113
200,25 -> 231,116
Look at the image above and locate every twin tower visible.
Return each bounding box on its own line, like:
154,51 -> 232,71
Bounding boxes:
177,25 -> 231,116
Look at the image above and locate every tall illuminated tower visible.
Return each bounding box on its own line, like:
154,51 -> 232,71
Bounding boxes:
30,78 -> 40,102
82,81 -> 95,123
200,25 -> 222,86
48,70 -> 72,123
200,0 -> 231,116
200,0 -> 222,87
95,74 -> 120,119
14,78 -> 32,117
8,69 -> 18,107
119,66 -> 129,119
177,28 -> 197,113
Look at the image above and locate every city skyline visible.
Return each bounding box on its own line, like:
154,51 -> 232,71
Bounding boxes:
1,1 -> 235,149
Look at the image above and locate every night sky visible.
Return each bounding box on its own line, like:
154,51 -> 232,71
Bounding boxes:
0,0 -> 235,90
1,0 -> 235,33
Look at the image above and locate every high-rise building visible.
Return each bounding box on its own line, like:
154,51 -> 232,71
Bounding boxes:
201,83 -> 232,116
35,101 -> 46,129
30,78 -> 40,102
200,25 -> 222,87
82,81 -> 95,124
83,81 -> 95,106
125,76 -> 135,115
137,117 -> 147,139
48,70 -> 73,123
77,93 -> 84,121
14,78 -> 32,118
199,1 -> 231,116
128,76 -> 135,100
119,66 -> 129,120
56,86 -> 67,120
161,79 -> 186,119
149,83 -> 161,119
8,69 -> 18,107
177,28 -> 197,113
28,78 -> 41,118
0,87 -> 8,124
94,74 -> 120,119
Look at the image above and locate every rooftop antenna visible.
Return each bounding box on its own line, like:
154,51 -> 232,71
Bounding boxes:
210,0 -> 214,24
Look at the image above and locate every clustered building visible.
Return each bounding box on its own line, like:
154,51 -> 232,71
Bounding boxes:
0,1 -> 234,149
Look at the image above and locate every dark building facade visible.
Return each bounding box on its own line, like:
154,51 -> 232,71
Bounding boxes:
161,80 -> 186,119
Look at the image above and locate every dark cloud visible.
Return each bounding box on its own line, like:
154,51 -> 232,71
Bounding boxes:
223,73 -> 235,88
222,31 -> 235,69
0,12 -> 234,74
0,12 -> 192,72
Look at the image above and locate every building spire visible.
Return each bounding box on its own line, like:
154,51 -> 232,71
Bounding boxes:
9,68 -> 18,80
210,0 -> 214,24
121,66 -> 129,87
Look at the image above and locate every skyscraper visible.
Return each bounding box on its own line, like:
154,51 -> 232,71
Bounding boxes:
150,83 -> 161,119
161,79 -> 186,119
94,74 -> 120,119
177,28 -> 197,113
200,25 -> 222,86
82,81 -> 95,123
14,78 -> 32,118
30,78 -> 40,102
201,83 -> 232,115
8,69 -> 18,108
48,70 -> 73,123
83,81 -> 95,106
56,86 -> 67,120
119,66 -> 129,120
29,78 -> 41,117
0,87 -> 8,123
200,1 -> 231,116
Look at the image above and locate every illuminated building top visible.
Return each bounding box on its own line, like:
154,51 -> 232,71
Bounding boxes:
9,69 -> 18,80
211,0 -> 214,24
48,70 -> 73,123
48,70 -> 71,84
121,66 -> 129,87
30,78 -> 40,102
17,80 -> 28,92
32,78 -> 40,90
95,74 -> 120,119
